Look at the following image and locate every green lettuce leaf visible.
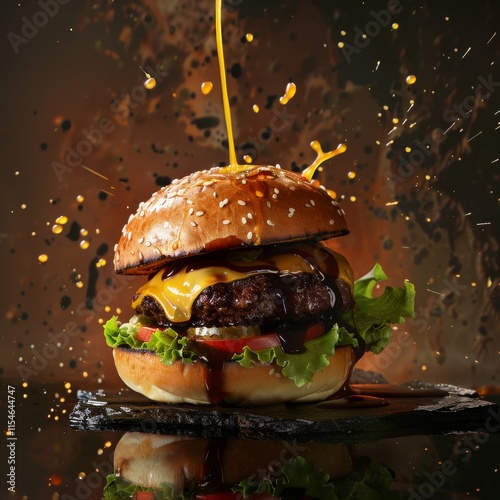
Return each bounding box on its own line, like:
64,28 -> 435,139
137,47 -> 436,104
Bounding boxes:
343,264 -> 415,354
231,325 -> 357,387
103,316 -> 196,365
233,456 -> 334,499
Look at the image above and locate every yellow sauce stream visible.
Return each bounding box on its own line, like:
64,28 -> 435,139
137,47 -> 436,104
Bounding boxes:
215,0 -> 242,171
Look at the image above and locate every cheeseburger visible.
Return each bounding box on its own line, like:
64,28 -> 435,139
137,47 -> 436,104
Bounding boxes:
104,165 -> 414,405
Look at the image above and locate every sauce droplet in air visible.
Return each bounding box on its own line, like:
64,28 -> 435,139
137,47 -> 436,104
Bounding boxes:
406,74 -> 417,85
38,254 -> 48,263
252,104 -> 260,113
245,33 -> 254,42
279,82 -> 297,105
201,81 -> 214,95
140,67 -> 157,89
52,224 -> 63,235
302,142 -> 347,182
243,155 -> 253,164
80,240 -> 90,250
55,215 -> 68,225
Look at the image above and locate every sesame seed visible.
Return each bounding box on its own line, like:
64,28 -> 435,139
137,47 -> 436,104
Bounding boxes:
237,200 -> 246,206
219,198 -> 229,208
274,188 -> 280,194
272,194 -> 278,199
242,217 -> 247,224
190,221 -> 197,227
213,192 -> 218,197
127,231 -> 132,241
196,211 -> 205,216
188,207 -> 194,215
341,209 -> 346,215
139,251 -> 144,260
223,219 -> 231,225
255,190 -> 264,197
130,249 -> 135,255
247,212 -> 253,219
203,180 -> 214,186
266,219 -> 274,226
305,203 -> 311,208
242,179 -> 247,185
114,243 -> 118,252
154,248 -> 161,255
186,199 -> 194,205
310,199 -> 315,206
145,241 -> 151,247
138,237 -> 144,244
266,201 -> 271,208
139,210 -> 145,217
329,219 -> 334,225
247,231 -> 253,240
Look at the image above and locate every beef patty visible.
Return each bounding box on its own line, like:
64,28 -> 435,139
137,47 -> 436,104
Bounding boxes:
134,272 -> 352,329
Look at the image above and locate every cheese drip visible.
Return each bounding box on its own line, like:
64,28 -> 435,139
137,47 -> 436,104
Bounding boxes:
132,245 -> 353,323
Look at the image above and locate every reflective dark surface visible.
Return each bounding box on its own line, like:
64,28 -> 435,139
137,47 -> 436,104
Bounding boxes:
2,384 -> 499,499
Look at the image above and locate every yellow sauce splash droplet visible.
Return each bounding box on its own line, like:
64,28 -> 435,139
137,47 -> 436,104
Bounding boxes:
302,142 -> 347,182
55,215 -> 68,225
201,81 -> 214,95
80,240 -> 90,250
38,254 -> 48,263
245,33 -> 254,42
252,104 -> 260,113
52,224 -> 63,235
144,77 -> 156,90
243,155 -> 253,164
140,66 -> 157,90
279,82 -> 297,105
406,75 -> 417,85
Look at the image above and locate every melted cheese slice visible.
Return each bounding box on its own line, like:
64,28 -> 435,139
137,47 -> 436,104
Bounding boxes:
132,245 -> 353,323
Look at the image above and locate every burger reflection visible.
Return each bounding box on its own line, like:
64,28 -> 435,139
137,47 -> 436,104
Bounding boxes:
103,432 -> 401,499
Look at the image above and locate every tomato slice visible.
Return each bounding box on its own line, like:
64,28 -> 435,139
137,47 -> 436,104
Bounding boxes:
136,322 -> 326,352
136,492 -> 155,500
196,322 -> 326,354
303,322 -> 325,343
136,326 -> 159,342
196,333 -> 281,354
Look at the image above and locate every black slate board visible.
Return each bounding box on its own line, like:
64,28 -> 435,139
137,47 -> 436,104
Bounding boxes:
69,380 -> 498,443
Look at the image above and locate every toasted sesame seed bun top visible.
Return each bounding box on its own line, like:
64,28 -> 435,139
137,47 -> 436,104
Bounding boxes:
113,165 -> 349,274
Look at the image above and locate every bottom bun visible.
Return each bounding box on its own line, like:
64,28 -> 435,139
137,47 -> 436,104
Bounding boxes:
113,345 -> 355,405
114,432 -> 353,490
